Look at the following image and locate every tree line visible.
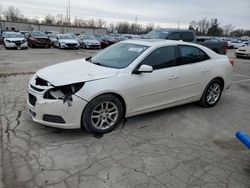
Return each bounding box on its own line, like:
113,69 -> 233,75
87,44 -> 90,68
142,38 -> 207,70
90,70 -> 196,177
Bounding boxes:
0,5 -> 154,34
189,18 -> 250,37
0,5 -> 249,36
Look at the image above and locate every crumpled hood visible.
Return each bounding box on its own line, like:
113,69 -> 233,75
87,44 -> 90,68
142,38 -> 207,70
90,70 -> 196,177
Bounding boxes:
59,39 -> 78,43
36,59 -> 118,86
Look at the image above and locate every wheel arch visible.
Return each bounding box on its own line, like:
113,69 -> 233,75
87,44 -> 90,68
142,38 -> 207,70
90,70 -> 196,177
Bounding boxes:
80,92 -> 127,131
212,77 -> 225,91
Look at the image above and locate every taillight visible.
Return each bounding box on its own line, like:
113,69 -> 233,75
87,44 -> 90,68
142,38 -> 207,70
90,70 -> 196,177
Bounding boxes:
229,59 -> 234,66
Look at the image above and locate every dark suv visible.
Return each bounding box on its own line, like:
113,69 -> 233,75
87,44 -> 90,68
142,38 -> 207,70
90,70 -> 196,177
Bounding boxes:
27,31 -> 51,48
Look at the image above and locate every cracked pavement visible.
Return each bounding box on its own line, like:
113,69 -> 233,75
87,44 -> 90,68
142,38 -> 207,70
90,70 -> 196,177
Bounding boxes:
0,47 -> 250,188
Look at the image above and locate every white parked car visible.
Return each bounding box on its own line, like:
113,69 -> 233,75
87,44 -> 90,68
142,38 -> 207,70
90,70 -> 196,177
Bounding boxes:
53,34 -> 80,49
3,32 -> 28,49
27,40 -> 233,134
228,40 -> 246,49
235,45 -> 250,58
78,34 -> 101,49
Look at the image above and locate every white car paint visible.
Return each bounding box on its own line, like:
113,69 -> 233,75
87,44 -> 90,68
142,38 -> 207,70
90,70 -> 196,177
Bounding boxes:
27,40 -> 233,129
235,45 -> 250,58
228,41 -> 246,49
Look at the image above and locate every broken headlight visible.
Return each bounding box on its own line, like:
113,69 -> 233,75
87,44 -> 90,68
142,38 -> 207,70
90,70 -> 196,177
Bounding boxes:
44,82 -> 84,100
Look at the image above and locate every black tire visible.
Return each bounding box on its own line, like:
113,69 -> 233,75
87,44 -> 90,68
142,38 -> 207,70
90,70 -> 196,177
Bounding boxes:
200,79 -> 223,107
59,43 -> 61,49
82,94 -> 123,134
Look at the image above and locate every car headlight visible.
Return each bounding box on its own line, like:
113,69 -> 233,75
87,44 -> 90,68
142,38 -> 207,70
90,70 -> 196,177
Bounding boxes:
44,82 -> 85,102
22,39 -> 27,43
6,40 -> 11,43
61,42 -> 66,45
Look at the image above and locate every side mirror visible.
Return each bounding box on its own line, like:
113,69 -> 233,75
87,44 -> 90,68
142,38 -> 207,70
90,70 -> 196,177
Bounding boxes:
134,64 -> 153,74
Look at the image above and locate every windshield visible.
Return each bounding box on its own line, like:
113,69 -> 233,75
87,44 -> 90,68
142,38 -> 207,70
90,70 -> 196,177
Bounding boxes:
144,30 -> 168,39
59,35 -> 74,39
90,43 -> 148,68
5,33 -> 23,38
32,32 -> 46,37
80,35 -> 95,40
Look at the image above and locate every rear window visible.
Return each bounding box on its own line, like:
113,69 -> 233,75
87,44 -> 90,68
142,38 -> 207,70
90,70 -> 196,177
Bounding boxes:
181,32 -> 194,42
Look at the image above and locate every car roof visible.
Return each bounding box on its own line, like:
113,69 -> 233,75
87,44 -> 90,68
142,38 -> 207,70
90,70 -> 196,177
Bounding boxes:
153,28 -> 194,33
120,39 -> 192,47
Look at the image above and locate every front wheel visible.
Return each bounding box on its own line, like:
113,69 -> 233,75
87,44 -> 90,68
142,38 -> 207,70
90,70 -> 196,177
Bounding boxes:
200,79 -> 223,107
82,94 -> 123,134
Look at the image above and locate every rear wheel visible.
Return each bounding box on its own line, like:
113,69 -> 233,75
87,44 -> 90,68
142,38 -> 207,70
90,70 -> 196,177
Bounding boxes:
200,79 -> 223,107
82,94 -> 123,134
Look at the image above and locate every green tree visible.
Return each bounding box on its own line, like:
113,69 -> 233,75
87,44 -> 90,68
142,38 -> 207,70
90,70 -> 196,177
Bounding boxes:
207,19 -> 223,36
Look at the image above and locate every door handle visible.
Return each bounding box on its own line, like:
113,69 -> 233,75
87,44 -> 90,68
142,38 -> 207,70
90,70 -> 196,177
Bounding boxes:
169,74 -> 178,80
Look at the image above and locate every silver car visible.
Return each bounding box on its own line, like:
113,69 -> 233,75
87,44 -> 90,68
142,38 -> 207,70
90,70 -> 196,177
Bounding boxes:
78,34 -> 101,49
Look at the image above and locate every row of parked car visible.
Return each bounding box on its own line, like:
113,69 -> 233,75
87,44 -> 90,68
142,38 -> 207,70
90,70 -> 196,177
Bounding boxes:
0,30 -> 143,50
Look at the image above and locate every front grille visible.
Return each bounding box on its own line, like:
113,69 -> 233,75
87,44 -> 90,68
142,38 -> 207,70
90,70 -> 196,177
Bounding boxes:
66,43 -> 77,47
29,93 -> 37,106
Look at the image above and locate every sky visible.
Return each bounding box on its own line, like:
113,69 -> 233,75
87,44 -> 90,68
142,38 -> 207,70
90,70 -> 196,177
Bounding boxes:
0,0 -> 250,29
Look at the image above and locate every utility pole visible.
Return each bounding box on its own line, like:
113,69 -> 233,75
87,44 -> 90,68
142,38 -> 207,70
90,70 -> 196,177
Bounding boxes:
135,15 -> 138,34
68,0 -> 71,24
66,6 -> 68,23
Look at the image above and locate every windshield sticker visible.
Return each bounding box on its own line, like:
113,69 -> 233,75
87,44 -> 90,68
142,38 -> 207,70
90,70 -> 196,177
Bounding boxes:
128,47 -> 144,52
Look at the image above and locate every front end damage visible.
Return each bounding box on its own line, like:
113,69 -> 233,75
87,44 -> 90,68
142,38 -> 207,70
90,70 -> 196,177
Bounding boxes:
27,75 -> 88,129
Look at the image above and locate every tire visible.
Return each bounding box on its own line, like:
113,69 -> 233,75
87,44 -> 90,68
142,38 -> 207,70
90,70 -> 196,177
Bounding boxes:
82,94 -> 123,134
200,79 -> 223,107
59,43 -> 62,49
82,43 -> 86,49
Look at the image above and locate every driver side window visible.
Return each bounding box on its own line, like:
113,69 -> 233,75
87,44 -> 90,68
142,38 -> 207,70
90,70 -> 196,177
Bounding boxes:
141,46 -> 177,70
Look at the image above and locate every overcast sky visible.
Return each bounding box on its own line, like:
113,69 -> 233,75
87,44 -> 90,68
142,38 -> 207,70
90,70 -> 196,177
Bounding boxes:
1,0 -> 250,29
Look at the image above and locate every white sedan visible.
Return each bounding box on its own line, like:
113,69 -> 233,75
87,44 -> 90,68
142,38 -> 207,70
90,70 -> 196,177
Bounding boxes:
53,34 -> 80,49
27,40 -> 233,134
4,32 -> 28,49
235,45 -> 250,58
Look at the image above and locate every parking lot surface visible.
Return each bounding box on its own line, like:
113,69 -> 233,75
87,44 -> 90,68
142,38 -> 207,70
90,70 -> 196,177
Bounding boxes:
0,46 -> 250,188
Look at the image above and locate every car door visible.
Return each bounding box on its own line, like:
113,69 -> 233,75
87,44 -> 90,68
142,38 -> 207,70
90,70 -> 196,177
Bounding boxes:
176,45 -> 211,102
127,46 -> 180,114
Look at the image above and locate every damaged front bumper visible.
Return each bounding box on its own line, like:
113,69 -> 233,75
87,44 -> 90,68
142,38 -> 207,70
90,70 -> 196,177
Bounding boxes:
27,83 -> 88,129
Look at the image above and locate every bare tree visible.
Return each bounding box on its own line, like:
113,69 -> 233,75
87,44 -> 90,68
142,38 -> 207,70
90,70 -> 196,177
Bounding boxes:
30,17 -> 40,24
0,5 -> 3,20
87,19 -> 95,27
95,18 -> 106,28
3,6 -> 21,21
43,14 -> 55,24
145,23 -> 154,33
197,18 -> 210,34
222,24 -> 235,36
56,14 -> 65,25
